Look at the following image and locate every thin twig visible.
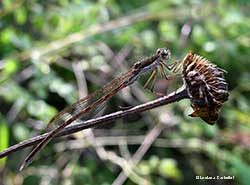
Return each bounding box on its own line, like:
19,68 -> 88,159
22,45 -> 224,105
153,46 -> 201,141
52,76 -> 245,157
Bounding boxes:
112,123 -> 165,185
55,136 -> 207,150
0,86 -> 188,159
72,62 -> 88,98
97,150 -> 151,185
72,59 -> 109,165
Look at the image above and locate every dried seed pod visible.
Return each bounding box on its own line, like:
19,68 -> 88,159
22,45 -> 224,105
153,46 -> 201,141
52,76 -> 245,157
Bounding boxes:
189,103 -> 219,125
182,52 -> 229,125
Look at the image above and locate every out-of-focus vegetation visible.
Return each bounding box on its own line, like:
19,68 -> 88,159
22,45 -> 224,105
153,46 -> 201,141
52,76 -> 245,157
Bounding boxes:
0,0 -> 250,185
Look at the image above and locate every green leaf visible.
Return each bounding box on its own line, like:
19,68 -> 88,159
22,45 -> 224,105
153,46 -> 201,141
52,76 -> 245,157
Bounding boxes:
72,166 -> 93,185
138,161 -> 151,175
4,59 -> 19,75
158,158 -> 182,180
0,115 -> 9,169
13,124 -> 30,142
14,7 -> 27,25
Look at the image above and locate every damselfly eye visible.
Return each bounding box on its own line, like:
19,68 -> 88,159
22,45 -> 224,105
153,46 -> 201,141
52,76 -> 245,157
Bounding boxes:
161,49 -> 171,60
156,48 -> 162,55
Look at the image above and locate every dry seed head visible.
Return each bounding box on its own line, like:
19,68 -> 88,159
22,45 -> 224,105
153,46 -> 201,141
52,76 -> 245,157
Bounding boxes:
182,52 -> 229,124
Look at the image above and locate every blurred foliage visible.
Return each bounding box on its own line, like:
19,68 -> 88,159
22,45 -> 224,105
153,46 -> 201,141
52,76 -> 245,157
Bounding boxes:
0,0 -> 250,185
0,115 -> 9,170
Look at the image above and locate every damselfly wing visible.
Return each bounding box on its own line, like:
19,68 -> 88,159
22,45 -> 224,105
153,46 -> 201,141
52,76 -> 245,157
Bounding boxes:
20,48 -> 173,170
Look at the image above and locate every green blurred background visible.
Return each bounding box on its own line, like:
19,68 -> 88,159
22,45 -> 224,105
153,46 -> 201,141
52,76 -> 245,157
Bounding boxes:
0,0 -> 250,185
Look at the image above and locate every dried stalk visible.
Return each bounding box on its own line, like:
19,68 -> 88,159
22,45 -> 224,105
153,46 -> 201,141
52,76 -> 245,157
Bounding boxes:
0,86 -> 188,159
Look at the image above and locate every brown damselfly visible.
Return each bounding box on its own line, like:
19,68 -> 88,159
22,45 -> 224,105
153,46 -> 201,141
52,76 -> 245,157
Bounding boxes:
20,48 -> 177,170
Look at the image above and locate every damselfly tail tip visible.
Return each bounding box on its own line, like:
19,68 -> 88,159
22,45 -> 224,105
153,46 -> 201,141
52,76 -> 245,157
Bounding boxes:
19,154 -> 35,171
19,161 -> 29,171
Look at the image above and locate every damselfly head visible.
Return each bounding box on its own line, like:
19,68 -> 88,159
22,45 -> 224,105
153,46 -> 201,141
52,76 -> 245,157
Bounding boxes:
156,48 -> 171,61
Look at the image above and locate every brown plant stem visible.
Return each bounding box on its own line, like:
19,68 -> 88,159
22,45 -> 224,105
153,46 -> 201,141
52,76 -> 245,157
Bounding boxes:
0,86 -> 188,159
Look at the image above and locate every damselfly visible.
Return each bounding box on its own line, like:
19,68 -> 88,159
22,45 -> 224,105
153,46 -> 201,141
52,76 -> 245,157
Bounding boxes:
20,48 -> 174,170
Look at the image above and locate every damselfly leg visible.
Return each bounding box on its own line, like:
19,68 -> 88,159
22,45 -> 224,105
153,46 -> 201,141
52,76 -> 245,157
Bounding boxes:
161,60 -> 182,73
143,68 -> 158,91
143,59 -> 182,96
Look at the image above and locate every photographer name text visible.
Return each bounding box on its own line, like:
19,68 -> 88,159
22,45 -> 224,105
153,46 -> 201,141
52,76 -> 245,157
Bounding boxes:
196,176 -> 234,180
